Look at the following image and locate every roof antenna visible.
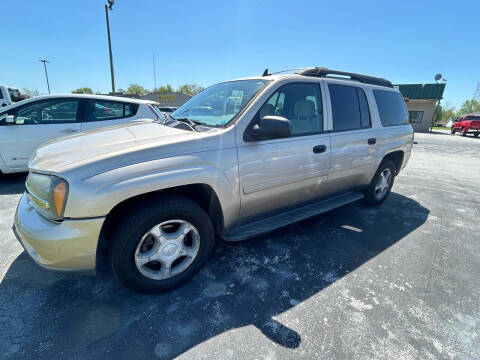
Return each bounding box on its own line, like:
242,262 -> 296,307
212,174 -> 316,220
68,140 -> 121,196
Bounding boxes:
262,68 -> 269,77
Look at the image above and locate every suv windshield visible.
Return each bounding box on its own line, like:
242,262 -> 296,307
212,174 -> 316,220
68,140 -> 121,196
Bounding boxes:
170,79 -> 268,127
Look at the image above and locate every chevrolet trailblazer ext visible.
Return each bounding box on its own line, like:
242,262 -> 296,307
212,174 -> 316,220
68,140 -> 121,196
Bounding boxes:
13,68 -> 413,293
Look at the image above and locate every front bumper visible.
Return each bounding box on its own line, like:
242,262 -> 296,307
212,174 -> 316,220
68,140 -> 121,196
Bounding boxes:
13,193 -> 105,274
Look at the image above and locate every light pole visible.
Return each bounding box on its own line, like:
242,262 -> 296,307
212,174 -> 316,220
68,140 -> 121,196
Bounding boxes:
153,54 -> 157,92
432,74 -> 446,130
105,0 -> 115,94
39,59 -> 51,94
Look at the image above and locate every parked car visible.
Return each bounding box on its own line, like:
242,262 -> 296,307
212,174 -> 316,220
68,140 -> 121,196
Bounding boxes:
158,106 -> 178,114
0,85 -> 28,107
0,94 -> 164,173
158,106 -> 178,119
451,114 -> 480,136
13,67 -> 413,293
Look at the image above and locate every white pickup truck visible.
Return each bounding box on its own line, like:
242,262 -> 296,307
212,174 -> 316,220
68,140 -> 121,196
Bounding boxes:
0,86 -> 28,107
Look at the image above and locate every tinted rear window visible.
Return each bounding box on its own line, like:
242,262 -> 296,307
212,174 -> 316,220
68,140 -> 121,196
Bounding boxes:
373,90 -> 408,126
329,84 -> 371,131
86,100 -> 139,121
466,116 -> 480,121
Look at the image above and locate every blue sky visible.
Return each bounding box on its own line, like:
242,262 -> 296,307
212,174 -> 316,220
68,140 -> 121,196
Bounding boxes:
2,0 -> 479,108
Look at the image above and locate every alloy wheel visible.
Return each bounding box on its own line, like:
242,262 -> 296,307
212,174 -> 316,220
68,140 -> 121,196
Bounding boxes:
374,168 -> 392,200
134,219 -> 200,280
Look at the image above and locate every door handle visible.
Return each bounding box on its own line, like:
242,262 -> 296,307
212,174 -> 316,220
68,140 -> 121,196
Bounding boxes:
61,129 -> 79,133
313,145 -> 327,153
368,138 -> 376,145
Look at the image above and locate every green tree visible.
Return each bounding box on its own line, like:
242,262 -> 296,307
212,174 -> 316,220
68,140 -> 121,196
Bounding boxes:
125,84 -> 149,96
457,99 -> 480,116
177,83 -> 204,96
72,87 -> 93,94
154,84 -> 174,93
21,88 -> 40,97
435,102 -> 457,124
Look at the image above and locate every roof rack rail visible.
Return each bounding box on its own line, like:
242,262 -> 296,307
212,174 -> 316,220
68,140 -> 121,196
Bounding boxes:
297,67 -> 393,88
262,68 -> 305,77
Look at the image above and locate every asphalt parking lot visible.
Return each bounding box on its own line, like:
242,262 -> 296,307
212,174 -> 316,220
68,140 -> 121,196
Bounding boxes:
0,131 -> 479,359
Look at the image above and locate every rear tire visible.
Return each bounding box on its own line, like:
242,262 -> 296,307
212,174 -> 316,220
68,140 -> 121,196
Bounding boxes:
109,195 -> 214,293
363,160 -> 396,206
474,133 -> 479,138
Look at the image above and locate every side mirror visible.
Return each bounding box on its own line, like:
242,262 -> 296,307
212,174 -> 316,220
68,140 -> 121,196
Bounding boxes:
250,115 -> 291,140
5,115 -> 15,124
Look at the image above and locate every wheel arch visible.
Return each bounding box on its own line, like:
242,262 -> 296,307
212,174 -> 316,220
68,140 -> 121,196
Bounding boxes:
96,183 -> 224,267
381,150 -> 404,175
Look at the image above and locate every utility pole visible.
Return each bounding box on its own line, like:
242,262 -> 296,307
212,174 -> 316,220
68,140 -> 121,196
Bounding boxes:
39,59 -> 51,94
153,55 -> 157,93
105,0 -> 115,94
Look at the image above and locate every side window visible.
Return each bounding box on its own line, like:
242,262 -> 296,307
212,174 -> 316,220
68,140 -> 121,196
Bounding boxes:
373,90 -> 409,126
0,112 -> 9,123
329,84 -> 370,131
358,88 -> 371,128
86,100 -> 138,121
15,99 -> 79,125
256,83 -> 323,137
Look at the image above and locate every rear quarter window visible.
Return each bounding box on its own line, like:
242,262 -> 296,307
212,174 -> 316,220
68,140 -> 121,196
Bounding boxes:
373,90 -> 408,127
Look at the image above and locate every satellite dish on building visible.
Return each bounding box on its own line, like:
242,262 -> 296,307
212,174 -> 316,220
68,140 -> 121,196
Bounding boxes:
434,74 -> 442,81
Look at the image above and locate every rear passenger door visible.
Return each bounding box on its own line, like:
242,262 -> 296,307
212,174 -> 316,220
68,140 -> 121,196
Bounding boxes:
326,82 -> 379,193
80,99 -> 140,131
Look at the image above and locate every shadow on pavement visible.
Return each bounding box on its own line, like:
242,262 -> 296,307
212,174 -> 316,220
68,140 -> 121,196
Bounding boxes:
0,193 -> 429,359
0,173 -> 27,195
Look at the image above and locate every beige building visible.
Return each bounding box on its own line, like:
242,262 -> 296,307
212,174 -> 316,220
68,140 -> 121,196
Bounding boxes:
141,92 -> 191,108
395,83 -> 446,132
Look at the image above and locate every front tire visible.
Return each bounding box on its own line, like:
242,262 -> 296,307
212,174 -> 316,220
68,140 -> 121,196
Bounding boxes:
450,127 -> 455,134
363,160 -> 396,206
462,127 -> 467,136
109,195 -> 214,293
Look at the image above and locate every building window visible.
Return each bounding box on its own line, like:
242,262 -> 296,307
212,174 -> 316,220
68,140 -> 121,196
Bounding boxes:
409,111 -> 424,123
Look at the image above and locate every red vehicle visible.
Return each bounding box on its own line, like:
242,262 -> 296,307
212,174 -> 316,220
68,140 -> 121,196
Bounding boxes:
451,114 -> 480,137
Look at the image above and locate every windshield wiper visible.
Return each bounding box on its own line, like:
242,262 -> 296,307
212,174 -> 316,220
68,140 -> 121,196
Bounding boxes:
167,114 -> 210,130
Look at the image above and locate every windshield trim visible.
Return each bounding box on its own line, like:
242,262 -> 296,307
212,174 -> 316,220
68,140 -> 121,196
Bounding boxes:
171,79 -> 271,129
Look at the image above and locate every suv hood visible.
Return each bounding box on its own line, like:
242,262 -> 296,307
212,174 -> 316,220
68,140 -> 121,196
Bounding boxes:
29,122 -> 215,176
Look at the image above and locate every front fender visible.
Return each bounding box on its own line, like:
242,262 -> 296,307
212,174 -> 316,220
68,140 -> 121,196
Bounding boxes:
64,150 -> 240,228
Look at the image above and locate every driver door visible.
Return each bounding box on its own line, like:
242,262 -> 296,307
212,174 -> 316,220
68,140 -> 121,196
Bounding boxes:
0,98 -> 81,170
237,82 -> 332,221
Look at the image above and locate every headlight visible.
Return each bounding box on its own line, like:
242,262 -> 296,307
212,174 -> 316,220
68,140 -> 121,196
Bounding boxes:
25,173 -> 69,221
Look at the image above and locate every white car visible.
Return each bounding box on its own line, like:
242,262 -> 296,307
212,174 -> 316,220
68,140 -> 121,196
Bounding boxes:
0,94 -> 164,173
